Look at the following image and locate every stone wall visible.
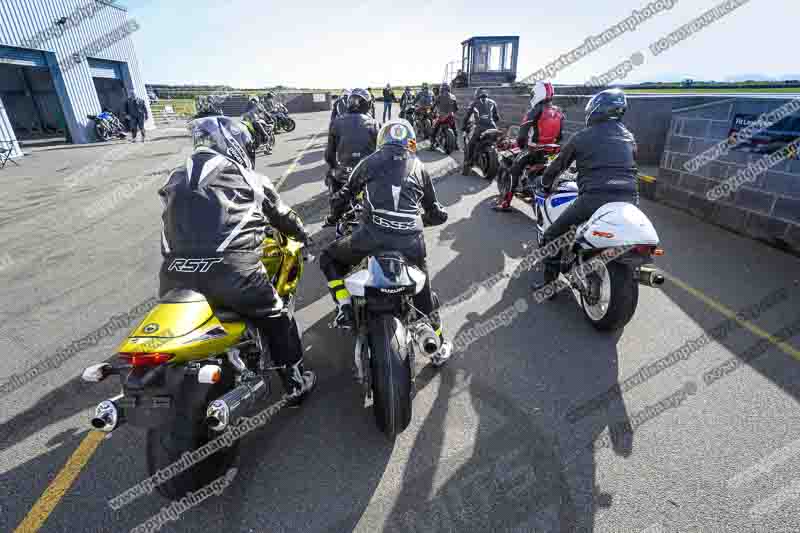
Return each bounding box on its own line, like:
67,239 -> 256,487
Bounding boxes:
657,98 -> 800,253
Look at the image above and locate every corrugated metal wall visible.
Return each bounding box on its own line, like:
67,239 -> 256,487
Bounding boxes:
0,0 -> 152,148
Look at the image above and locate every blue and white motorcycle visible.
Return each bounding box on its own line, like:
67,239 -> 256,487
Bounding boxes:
533,169 -> 664,331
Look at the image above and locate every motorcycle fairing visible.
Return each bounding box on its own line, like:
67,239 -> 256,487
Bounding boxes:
578,202 -> 659,249
345,256 -> 426,297
118,298 -> 246,364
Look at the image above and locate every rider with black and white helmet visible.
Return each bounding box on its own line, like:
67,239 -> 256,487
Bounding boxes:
319,119 -> 453,366
531,88 -> 639,299
462,88 -> 501,174
159,116 -> 316,404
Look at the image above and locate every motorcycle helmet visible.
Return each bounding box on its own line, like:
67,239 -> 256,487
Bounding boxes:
475,88 -> 488,99
376,119 -> 417,153
585,88 -> 627,126
348,88 -> 371,113
530,81 -> 555,109
440,82 -> 450,93
249,97 -> 258,105
265,92 -> 274,99
190,116 -> 254,170
422,82 -> 429,90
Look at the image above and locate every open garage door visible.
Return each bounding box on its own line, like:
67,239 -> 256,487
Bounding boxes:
88,59 -> 128,125
0,47 -> 67,141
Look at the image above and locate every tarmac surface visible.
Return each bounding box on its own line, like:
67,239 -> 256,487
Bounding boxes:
1,106 -> 799,533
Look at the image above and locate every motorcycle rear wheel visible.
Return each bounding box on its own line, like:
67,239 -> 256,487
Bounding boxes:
581,261 -> 639,331
95,124 -> 111,142
478,148 -> 499,180
146,401 -> 240,500
368,314 -> 412,440
443,129 -> 456,154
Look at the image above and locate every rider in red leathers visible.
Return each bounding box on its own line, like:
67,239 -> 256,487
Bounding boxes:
494,81 -> 564,211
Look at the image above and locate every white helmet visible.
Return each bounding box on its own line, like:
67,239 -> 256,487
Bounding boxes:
530,81 -> 555,109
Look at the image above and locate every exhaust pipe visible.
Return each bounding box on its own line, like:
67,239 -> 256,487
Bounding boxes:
206,377 -> 267,432
413,323 -> 441,355
638,266 -> 665,287
91,395 -> 123,432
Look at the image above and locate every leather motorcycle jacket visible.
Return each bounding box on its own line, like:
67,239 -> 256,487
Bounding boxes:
414,89 -> 434,107
331,145 -> 448,235
434,92 -> 458,115
541,119 -> 638,195
463,97 -> 500,131
518,102 -> 564,147
159,148 -> 307,256
325,112 -> 380,169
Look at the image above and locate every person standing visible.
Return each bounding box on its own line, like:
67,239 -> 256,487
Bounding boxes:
125,94 -> 149,143
382,84 -> 396,122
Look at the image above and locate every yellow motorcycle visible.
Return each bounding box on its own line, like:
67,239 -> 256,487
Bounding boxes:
82,230 -> 305,500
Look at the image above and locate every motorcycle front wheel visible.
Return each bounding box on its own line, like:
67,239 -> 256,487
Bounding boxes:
282,118 -> 296,132
95,123 -> 111,142
368,314 -> 412,440
442,128 -> 456,154
580,261 -> 639,331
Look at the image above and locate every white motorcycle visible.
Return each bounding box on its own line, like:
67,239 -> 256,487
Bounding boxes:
532,170 -> 664,331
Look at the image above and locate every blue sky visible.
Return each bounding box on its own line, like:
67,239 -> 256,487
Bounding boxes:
122,0 -> 795,88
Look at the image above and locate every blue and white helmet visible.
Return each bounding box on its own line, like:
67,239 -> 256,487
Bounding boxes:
377,119 -> 417,153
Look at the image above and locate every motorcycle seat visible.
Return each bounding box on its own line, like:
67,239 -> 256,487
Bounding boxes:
529,144 -> 561,153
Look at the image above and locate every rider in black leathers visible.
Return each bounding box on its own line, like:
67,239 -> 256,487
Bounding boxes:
462,88 -> 501,175
399,87 -> 415,120
319,119 -> 453,366
159,116 -> 315,404
413,83 -> 434,107
531,88 -> 639,299
324,88 -> 380,225
331,89 -> 351,124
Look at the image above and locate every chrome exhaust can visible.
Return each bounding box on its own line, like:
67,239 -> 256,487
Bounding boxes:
638,265 -> 665,287
206,377 -> 267,432
91,395 -> 123,432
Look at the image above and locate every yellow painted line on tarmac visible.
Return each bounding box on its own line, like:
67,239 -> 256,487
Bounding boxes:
14,431 -> 105,533
663,271 -> 800,361
639,173 -> 657,183
12,123 -> 327,532
274,126 -> 327,191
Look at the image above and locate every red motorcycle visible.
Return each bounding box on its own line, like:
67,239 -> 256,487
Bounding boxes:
431,112 -> 458,154
495,125 -> 560,203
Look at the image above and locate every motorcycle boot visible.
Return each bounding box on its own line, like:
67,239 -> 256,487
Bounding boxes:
278,359 -> 317,407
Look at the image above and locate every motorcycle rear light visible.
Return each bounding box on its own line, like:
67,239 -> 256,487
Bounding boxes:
654,248 -> 665,256
119,352 -> 173,367
592,231 -> 615,239
633,245 -> 657,256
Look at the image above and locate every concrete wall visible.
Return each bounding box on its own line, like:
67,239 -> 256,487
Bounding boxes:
0,0 -> 152,146
657,98 -> 800,253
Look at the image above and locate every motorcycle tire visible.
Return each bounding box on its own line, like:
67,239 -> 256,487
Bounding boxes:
282,118 -> 296,132
478,147 -> 499,180
146,396 -> 240,500
580,261 -> 639,332
368,314 -> 412,440
496,168 -> 512,198
95,124 -> 111,142
422,119 -> 433,140
443,129 -> 456,154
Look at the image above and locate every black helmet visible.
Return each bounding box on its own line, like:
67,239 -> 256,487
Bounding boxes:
441,82 -> 450,92
190,116 -> 254,170
265,92 -> 274,98
249,97 -> 258,105
475,88 -> 488,99
585,88 -> 627,126
348,88 -> 371,113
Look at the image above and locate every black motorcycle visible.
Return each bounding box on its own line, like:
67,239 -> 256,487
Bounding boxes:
331,197 -> 441,439
272,106 -> 296,133
463,123 -> 503,180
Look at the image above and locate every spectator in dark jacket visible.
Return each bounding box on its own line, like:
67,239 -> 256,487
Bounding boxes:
382,84 -> 396,122
125,95 -> 149,142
